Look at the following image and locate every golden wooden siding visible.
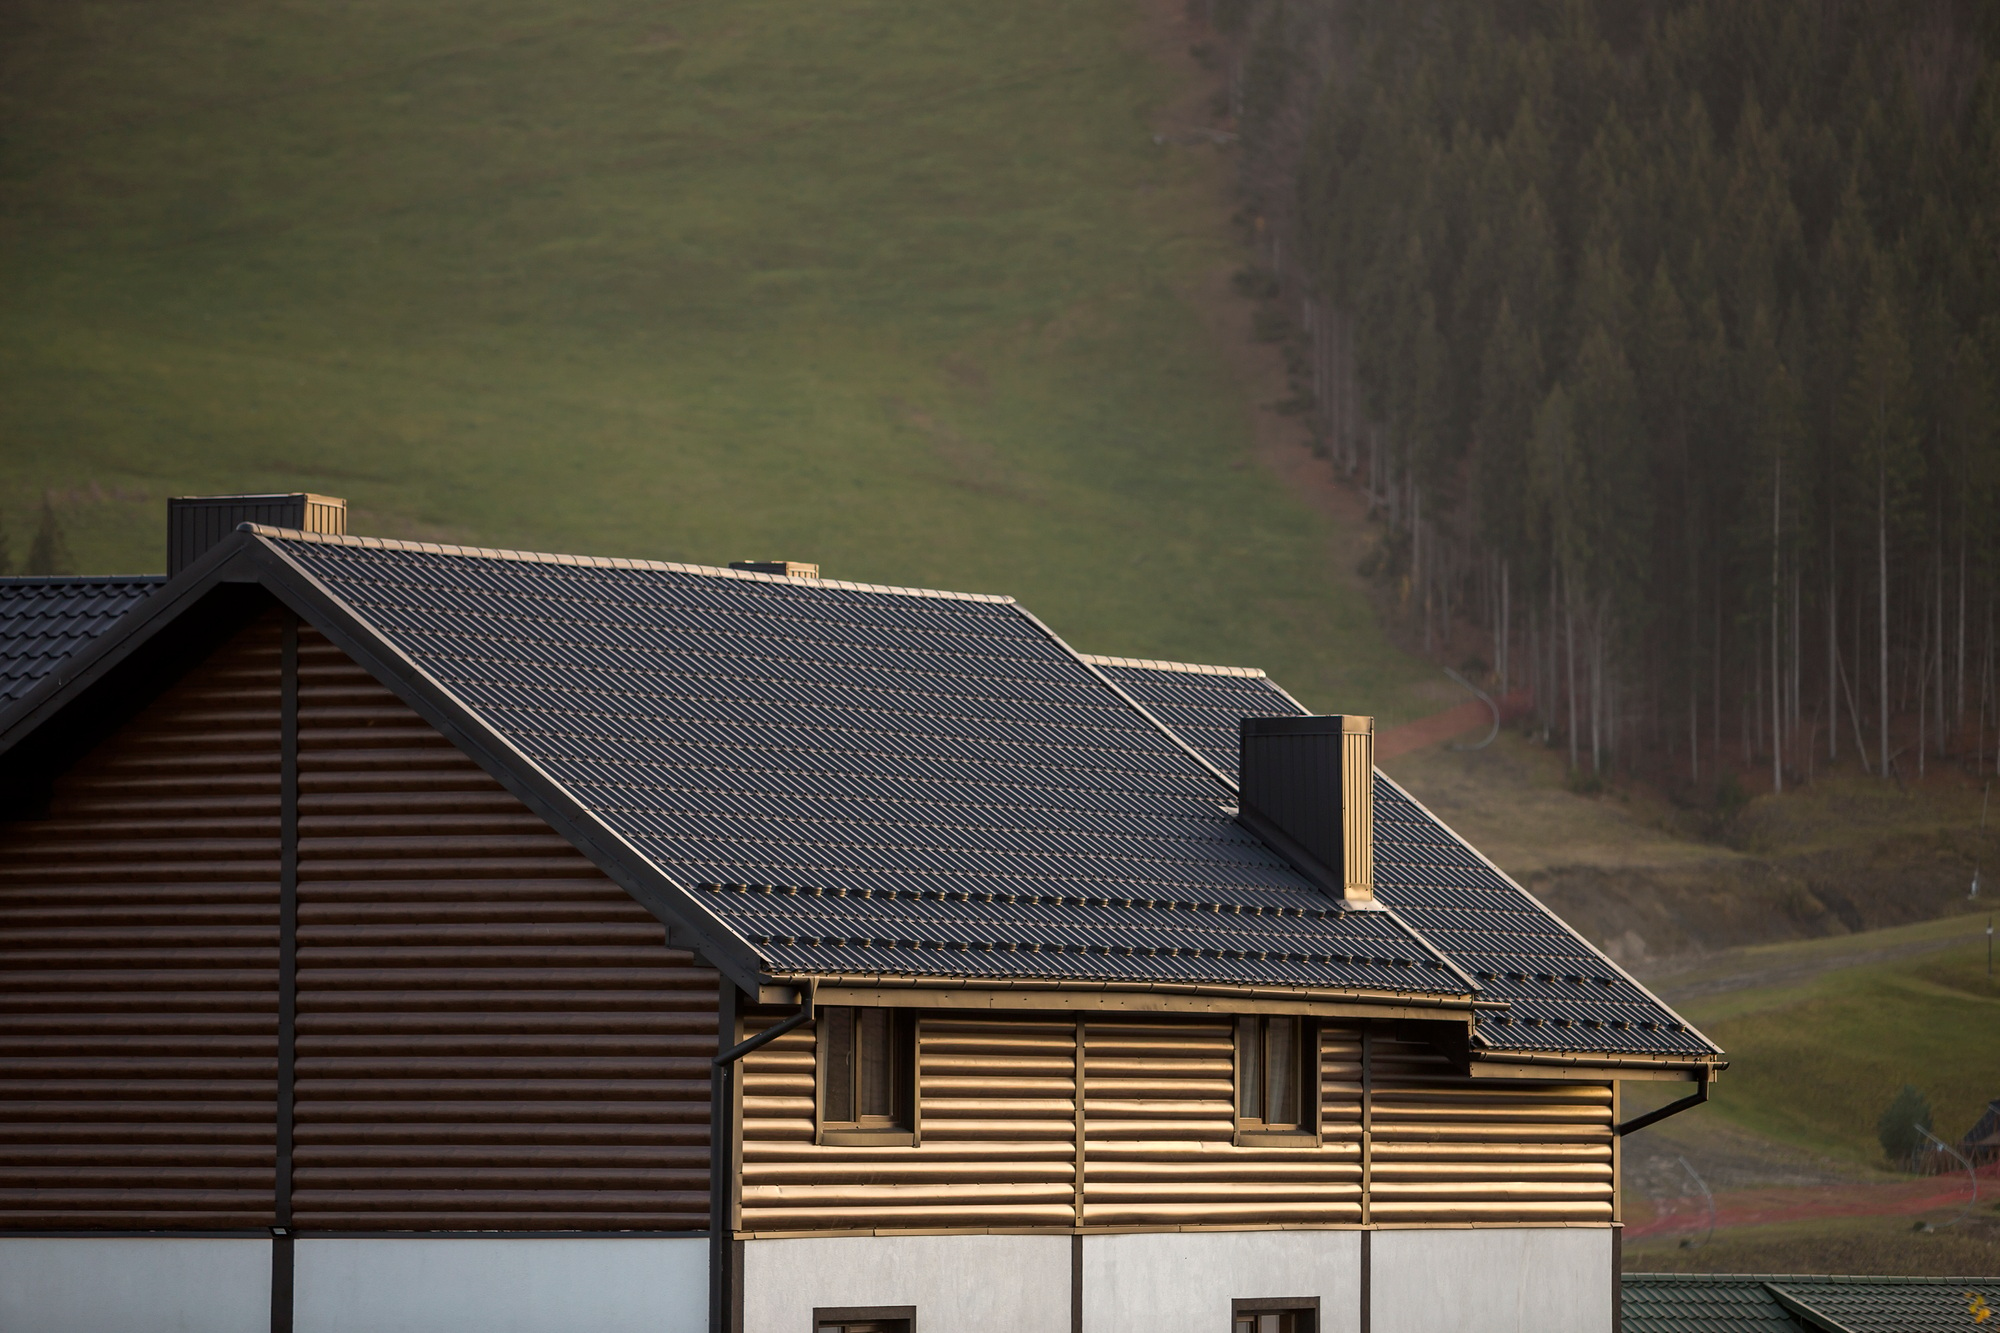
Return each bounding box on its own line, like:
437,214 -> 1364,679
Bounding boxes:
1367,1034 -> 1612,1223
739,1016 -> 1075,1232
0,617 -> 282,1228
1084,1020 -> 1361,1227
291,630 -> 717,1230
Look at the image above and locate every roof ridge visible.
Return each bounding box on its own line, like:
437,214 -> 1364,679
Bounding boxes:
1080,653 -> 1267,679
241,525 -> 1016,604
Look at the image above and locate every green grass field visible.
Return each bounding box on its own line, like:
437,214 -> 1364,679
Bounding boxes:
0,0 -> 1435,719
1659,915 -> 2000,1167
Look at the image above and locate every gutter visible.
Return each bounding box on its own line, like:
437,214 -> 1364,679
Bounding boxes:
1614,1067 -> 1712,1137
761,970 -> 1507,1011
710,981 -> 814,1333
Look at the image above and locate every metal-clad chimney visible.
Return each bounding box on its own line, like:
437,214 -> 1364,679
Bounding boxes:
1238,714 -> 1375,906
167,494 -> 346,575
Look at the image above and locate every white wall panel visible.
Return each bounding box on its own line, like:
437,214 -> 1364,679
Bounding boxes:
741,1234 -> 1070,1333
293,1237 -> 705,1333
1082,1230 -> 1362,1333
0,1238 -> 269,1333
1370,1227 -> 1611,1333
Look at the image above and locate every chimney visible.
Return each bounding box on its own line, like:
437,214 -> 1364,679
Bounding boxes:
729,561 -> 819,579
168,493 -> 346,575
1238,715 -> 1375,907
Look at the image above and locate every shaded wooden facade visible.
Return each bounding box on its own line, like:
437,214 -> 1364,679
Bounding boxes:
2,607 -> 1614,1242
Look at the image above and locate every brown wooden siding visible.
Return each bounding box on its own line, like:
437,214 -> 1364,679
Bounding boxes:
738,1014 -> 1608,1236
0,618 -> 282,1229
1367,1033 -> 1613,1224
1083,1020 -> 1361,1227
291,630 -> 717,1230
739,1015 -> 1076,1231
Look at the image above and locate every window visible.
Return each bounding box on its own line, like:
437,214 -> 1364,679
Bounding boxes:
1231,1299 -> 1317,1333
1236,1014 -> 1317,1141
817,1007 -> 914,1143
814,1305 -> 915,1333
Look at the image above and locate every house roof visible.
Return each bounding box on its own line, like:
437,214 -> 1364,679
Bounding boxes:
1622,1273 -> 2000,1332
0,576 -> 164,705
1094,657 -> 1715,1058
0,528 -> 1719,1063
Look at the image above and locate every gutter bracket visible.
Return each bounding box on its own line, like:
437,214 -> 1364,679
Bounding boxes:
1614,1068 -> 1711,1136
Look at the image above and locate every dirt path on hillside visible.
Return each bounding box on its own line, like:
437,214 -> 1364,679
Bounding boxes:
1643,928 -> 1983,1003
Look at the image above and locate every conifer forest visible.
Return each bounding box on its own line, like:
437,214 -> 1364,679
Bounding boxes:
1225,0 -> 2000,793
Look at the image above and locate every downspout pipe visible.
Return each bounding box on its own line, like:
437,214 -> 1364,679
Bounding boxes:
710,980 -> 815,1333
1614,1068 -> 1710,1137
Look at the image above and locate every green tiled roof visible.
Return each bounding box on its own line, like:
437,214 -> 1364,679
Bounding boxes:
1624,1274 -> 2000,1332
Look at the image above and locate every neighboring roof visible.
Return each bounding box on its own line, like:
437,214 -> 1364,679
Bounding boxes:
1622,1273 -> 2000,1333
1096,657 -> 1716,1059
0,576 -> 163,705
253,531 -> 1468,999
1962,1099 -> 2000,1150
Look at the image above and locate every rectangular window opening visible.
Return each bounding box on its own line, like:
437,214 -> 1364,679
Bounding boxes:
815,1304 -> 916,1333
818,1007 -> 913,1141
1235,1015 -> 1317,1140
1231,1298 -> 1318,1333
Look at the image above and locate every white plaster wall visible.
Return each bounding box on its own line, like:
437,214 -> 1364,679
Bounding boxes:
1370,1228 -> 1612,1333
293,1236 -> 705,1333
741,1234 -> 1070,1333
1082,1230 -> 1362,1333
0,1237 -> 270,1333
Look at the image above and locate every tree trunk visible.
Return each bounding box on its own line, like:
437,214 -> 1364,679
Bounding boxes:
1500,559 -> 1511,698
1566,571 -> 1579,774
1879,460 -> 1890,781
1772,456 -> 1783,794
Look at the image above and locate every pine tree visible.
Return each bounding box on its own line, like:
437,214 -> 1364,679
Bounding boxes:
25,498 -> 70,577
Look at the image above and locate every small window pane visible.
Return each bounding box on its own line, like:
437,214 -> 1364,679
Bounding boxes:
1266,1016 -> 1298,1127
1258,1315 -> 1280,1333
1234,1320 -> 1254,1333
859,1008 -> 892,1119
1237,1016 -> 1262,1122
824,1007 -> 855,1124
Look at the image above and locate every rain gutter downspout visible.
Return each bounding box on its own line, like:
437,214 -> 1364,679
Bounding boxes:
1614,1067 -> 1711,1137
710,980 -> 815,1333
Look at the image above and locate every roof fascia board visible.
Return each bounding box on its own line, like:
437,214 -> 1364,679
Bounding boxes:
235,531 -> 768,994
1374,769 -> 1724,1059
1763,1284 -> 1862,1333
0,538 -> 264,760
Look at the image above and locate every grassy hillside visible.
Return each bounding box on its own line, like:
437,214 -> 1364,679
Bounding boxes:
0,0 -> 1435,719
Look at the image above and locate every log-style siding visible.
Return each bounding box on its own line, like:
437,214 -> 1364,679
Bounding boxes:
291,630 -> 718,1230
0,617 -> 282,1229
1084,1019 -> 1362,1227
1367,1033 -> 1613,1224
739,1016 -> 1077,1231
738,1014 -> 1607,1236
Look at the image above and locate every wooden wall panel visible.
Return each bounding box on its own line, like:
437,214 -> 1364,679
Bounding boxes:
1083,1020 -> 1361,1227
289,630 -> 717,1230
0,617 -> 282,1229
738,1016 -> 1075,1232
1367,1034 -> 1612,1224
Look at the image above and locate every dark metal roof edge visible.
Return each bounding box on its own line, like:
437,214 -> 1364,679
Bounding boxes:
234,524 -> 1017,604
764,969 -> 1485,1009
0,539 -> 256,759
1007,604 -> 1242,795
1373,768 -> 1724,1059
239,531 -> 769,995
0,574 -> 166,587
1763,1283 -> 1863,1333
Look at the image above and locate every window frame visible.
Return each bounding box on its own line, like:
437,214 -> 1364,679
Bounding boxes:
813,1305 -> 916,1333
814,1006 -> 918,1147
1233,1013 -> 1321,1146
1230,1297 -> 1319,1333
